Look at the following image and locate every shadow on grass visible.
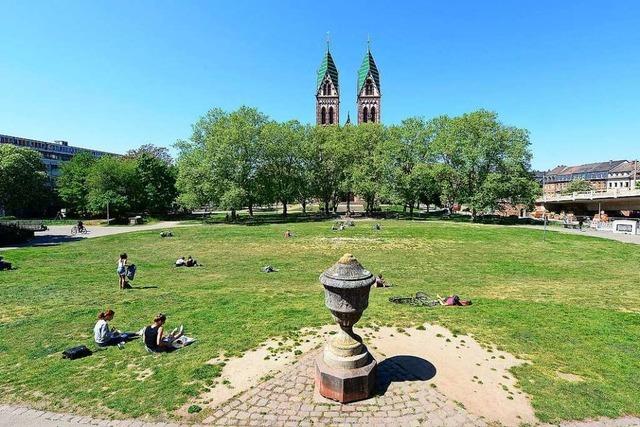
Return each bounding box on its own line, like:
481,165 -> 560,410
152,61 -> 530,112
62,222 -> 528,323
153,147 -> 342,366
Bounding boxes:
375,355 -> 437,395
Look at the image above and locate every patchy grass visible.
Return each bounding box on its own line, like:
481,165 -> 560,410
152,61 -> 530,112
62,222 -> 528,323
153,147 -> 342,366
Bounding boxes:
0,220 -> 638,422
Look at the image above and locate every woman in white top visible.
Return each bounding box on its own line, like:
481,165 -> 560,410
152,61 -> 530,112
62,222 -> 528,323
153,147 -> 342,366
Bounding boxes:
117,253 -> 128,289
94,310 -> 119,346
93,309 -> 138,347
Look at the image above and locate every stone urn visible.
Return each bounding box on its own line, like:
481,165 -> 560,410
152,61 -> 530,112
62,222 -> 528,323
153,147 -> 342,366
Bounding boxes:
315,253 -> 377,403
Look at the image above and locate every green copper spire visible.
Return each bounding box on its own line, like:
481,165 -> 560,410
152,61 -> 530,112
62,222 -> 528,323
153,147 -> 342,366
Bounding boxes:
317,48 -> 339,92
357,46 -> 380,94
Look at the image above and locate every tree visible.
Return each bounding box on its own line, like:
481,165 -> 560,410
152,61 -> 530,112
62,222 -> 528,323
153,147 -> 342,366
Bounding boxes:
388,117 -> 438,216
307,125 -> 347,214
135,153 -> 177,214
125,144 -> 173,165
349,123 -> 394,214
0,145 -> 47,216
175,106 -> 269,218
259,120 -> 305,217
86,156 -> 138,218
57,152 -> 96,216
563,179 -> 593,194
431,110 -> 539,218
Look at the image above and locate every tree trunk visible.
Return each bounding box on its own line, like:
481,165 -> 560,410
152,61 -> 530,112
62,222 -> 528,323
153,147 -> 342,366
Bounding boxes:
409,204 -> 414,217
346,193 -> 351,213
403,204 -> 407,213
231,208 -> 236,221
324,199 -> 330,215
248,204 -> 254,217
282,201 -> 288,217
472,208 -> 477,221
301,199 -> 306,214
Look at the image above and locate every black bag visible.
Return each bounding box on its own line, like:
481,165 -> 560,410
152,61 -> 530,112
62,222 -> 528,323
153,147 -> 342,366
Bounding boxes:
126,264 -> 136,280
62,345 -> 93,360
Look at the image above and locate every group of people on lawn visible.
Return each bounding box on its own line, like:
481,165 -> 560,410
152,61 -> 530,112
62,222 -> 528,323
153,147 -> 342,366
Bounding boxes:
110,253 -> 190,351
94,310 -> 183,352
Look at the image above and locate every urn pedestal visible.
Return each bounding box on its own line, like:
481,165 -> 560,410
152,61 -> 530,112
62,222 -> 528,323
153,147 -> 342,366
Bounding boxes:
315,253 -> 377,403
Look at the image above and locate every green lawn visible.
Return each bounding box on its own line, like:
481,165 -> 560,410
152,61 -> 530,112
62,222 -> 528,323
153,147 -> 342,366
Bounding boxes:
0,220 -> 638,423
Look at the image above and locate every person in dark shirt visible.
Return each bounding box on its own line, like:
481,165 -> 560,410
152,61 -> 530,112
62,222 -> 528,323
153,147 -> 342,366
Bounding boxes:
143,313 -> 182,352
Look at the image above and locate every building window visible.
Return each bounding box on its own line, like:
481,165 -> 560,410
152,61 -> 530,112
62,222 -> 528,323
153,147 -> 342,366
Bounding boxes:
365,79 -> 374,95
321,107 -> 326,125
362,107 -> 368,123
328,107 -> 334,125
370,106 -> 376,123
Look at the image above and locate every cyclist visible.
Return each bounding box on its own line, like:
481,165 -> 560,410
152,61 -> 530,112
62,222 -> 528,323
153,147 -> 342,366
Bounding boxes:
77,220 -> 85,233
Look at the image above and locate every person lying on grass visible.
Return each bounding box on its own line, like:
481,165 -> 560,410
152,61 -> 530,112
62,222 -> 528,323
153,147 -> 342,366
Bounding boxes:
436,294 -> 472,306
186,256 -> 199,267
94,309 -> 138,347
143,313 -> 184,353
175,256 -> 186,267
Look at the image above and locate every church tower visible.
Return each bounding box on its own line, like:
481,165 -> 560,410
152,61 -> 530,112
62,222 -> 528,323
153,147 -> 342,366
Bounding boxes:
316,44 -> 340,125
356,44 -> 381,124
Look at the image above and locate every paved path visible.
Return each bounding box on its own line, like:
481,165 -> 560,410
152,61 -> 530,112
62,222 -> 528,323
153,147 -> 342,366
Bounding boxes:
2,349 -> 640,426
520,225 -> 640,245
0,221 -> 193,251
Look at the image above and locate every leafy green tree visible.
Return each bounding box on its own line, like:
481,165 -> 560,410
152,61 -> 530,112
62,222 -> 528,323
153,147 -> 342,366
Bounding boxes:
563,179 -> 593,194
259,120 -> 305,217
0,145 -> 47,216
307,125 -> 348,214
431,110 -> 538,218
134,153 -> 177,214
388,117 -> 439,215
56,151 -> 96,216
125,144 -> 173,164
349,123 -> 394,214
176,107 -> 269,217
86,156 -> 138,218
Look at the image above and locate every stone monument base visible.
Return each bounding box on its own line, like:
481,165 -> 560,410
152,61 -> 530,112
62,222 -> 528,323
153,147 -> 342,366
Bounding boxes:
315,352 -> 377,403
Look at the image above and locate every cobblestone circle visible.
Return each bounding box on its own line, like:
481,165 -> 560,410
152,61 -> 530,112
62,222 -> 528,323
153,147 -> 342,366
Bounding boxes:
202,349 -> 486,426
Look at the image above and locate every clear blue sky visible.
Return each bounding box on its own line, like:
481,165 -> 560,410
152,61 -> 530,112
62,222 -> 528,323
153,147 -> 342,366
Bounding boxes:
1,1 -> 639,170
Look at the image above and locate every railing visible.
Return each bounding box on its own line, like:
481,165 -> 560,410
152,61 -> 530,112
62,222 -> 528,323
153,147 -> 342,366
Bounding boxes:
539,188 -> 640,203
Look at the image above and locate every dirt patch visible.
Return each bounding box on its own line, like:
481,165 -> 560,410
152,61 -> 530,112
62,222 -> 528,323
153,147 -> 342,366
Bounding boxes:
369,325 -> 536,426
182,323 -> 536,426
556,371 -> 585,382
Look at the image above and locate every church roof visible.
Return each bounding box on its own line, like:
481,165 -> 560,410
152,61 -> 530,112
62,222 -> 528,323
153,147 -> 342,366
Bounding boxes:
317,49 -> 339,92
357,48 -> 380,93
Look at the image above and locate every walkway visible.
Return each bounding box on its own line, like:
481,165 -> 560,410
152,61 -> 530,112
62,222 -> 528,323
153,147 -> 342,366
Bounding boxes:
0,221 -> 193,251
3,351 -> 639,426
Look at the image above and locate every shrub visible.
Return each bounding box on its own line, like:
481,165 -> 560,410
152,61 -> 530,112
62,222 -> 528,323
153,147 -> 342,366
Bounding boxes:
0,224 -> 34,245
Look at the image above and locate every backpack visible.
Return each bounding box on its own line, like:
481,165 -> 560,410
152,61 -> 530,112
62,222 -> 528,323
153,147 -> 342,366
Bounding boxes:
62,345 -> 93,360
126,264 -> 136,280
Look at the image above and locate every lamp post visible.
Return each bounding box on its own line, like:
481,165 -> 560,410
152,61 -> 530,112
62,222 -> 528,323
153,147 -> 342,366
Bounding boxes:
316,253 -> 377,403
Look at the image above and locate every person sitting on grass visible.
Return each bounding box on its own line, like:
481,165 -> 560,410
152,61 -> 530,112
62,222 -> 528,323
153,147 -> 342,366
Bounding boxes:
284,229 -> 293,238
374,274 -> 392,288
373,223 -> 381,231
175,256 -> 186,267
143,313 -> 183,353
0,256 -> 12,271
331,222 -> 339,231
94,309 -> 138,347
186,256 -> 198,267
117,253 -> 128,290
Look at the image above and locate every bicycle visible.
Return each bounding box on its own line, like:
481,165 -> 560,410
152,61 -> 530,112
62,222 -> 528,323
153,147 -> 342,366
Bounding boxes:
70,226 -> 89,236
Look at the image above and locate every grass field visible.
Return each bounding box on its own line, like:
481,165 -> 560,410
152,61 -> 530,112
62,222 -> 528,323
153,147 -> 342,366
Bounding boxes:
0,220 -> 638,423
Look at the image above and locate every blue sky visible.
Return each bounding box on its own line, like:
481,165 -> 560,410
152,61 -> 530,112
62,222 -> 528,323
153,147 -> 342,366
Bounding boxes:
1,1 -> 639,170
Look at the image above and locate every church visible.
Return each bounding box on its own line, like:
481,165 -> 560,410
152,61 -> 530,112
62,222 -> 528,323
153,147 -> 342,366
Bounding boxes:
315,43 -> 381,126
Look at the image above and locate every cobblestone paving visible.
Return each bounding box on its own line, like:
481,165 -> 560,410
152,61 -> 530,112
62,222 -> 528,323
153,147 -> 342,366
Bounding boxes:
202,349 -> 486,426
3,350 -> 640,426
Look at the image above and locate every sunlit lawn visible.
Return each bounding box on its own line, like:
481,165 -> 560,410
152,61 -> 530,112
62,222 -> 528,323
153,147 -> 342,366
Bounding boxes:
0,220 -> 638,422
